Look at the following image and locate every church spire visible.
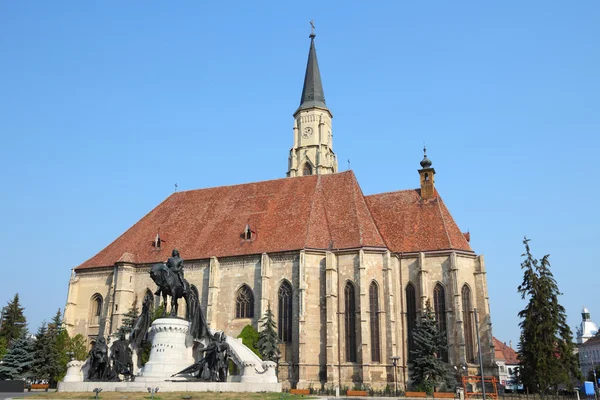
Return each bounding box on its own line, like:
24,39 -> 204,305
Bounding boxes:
287,22 -> 337,178
296,21 -> 328,114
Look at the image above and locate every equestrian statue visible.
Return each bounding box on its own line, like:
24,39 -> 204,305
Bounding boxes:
149,248 -> 208,340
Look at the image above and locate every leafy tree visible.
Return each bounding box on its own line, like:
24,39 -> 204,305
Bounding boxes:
66,334 -> 87,361
257,303 -> 280,362
237,325 -> 260,357
517,237 -> 581,397
121,298 -> 140,334
0,293 -> 27,347
0,331 -> 34,380
409,299 -> 453,394
0,336 -> 7,360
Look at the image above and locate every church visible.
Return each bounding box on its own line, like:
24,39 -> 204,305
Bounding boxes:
63,30 -> 496,390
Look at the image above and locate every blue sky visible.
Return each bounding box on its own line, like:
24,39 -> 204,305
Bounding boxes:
1,1 -> 599,348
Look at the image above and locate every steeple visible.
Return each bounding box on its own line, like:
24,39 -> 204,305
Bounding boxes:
418,147 -> 436,200
287,22 -> 337,177
296,22 -> 328,114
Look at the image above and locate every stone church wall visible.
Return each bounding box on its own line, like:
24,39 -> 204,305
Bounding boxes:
64,248 -> 494,389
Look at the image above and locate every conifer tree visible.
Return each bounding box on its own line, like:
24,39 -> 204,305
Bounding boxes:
0,331 -> 34,380
120,298 -> 140,334
32,322 -> 60,385
0,293 -> 27,347
408,299 -> 453,394
257,303 -> 280,362
517,237 -> 580,397
48,309 -> 70,384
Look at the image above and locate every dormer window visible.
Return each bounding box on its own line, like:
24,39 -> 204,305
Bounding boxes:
243,224 -> 253,240
152,233 -> 164,249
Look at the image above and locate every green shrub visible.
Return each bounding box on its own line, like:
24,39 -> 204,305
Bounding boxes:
237,324 -> 260,357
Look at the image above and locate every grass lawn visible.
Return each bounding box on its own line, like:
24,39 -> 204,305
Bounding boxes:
17,392 -> 317,400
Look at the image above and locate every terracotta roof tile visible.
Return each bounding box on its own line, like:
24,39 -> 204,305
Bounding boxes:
365,190 -> 473,253
76,172 -> 474,270
76,171 -> 386,270
493,337 -> 519,365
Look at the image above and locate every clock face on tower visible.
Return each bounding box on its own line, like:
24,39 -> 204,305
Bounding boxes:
302,126 -> 313,139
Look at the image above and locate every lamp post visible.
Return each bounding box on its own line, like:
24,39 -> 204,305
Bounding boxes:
391,356 -> 400,396
474,308 -> 486,400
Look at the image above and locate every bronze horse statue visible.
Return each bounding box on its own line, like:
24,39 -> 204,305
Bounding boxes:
149,261 -> 208,340
150,263 -> 191,317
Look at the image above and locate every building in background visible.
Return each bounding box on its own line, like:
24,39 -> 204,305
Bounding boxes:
577,307 -> 598,345
493,337 -> 519,390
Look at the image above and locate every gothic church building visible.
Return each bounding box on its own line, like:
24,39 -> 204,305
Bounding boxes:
64,31 -> 495,389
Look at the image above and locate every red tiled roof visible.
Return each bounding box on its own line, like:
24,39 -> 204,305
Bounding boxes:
76,171 -> 473,270
77,171 -> 387,269
493,337 -> 519,365
365,190 -> 472,253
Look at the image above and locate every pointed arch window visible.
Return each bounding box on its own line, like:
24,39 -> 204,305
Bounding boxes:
406,283 -> 417,358
278,281 -> 293,343
344,282 -> 357,362
90,294 -> 103,326
369,281 -> 381,362
303,163 -> 313,176
433,283 -> 448,362
462,284 -> 475,363
235,285 -> 254,319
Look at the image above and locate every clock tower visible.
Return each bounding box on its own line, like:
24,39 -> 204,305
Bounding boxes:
287,27 -> 338,177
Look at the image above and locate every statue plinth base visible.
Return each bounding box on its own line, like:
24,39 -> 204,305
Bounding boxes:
63,360 -> 85,382
136,318 -> 194,381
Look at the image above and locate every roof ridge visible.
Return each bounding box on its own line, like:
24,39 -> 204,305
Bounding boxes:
345,174 -> 363,246
365,188 -> 420,198
350,173 -> 386,246
436,198 -> 453,249
304,175 -> 325,247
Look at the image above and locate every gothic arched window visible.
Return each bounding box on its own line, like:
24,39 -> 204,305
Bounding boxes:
369,281 -> 381,363
90,294 -> 103,326
278,281 -> 293,343
235,285 -> 254,319
433,283 -> 448,362
406,283 -> 417,358
303,163 -> 312,176
462,284 -> 475,363
344,282 -> 357,362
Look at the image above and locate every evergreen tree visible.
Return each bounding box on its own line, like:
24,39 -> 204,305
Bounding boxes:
120,298 -> 140,334
0,331 -> 34,380
32,322 -> 60,385
0,293 -> 27,347
48,309 -> 69,384
409,299 -> 453,394
257,304 -> 281,362
517,237 -> 581,396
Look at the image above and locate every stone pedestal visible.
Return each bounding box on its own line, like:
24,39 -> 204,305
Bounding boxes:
63,360 -> 84,382
136,318 -> 194,381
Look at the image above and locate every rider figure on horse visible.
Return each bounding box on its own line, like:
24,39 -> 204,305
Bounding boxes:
165,248 -> 187,295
